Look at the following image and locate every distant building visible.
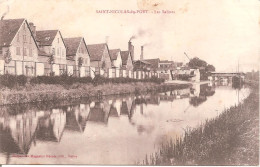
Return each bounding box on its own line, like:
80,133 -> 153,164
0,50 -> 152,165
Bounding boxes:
64,37 -> 90,76
0,19 -> 39,75
134,60 -> 152,71
143,58 -> 160,72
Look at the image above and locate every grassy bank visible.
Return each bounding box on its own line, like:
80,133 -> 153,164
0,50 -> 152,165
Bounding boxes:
0,81 -> 190,105
143,83 -> 259,165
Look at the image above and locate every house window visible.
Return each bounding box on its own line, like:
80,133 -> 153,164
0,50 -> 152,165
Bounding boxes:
29,48 -> 32,57
23,48 -> 27,56
57,48 -> 59,56
17,32 -> 20,42
52,48 -> 55,55
16,47 -> 20,55
62,49 -> 64,56
0,47 -> 2,55
29,36 -> 32,44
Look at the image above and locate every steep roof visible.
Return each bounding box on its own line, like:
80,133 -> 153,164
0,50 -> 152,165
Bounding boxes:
0,19 -> 38,48
109,49 -> 121,60
121,51 -> 130,65
36,30 -> 58,46
87,43 -> 108,61
64,37 -> 82,56
0,19 -> 24,47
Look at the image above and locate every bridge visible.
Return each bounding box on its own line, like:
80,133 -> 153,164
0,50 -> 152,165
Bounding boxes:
209,72 -> 245,81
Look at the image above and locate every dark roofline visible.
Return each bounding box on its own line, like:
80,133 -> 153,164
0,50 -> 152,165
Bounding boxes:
82,37 -> 91,59
24,19 -> 39,49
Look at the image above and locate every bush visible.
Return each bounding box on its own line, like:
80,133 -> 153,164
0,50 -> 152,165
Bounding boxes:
77,76 -> 92,84
1,73 -> 165,88
16,75 -> 27,86
0,74 -> 17,88
0,74 -> 27,88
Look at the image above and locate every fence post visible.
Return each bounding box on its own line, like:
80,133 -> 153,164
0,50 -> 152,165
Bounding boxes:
14,60 -> 17,76
35,62 -> 37,77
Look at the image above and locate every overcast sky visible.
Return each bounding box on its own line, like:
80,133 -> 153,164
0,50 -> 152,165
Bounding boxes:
1,0 -> 259,72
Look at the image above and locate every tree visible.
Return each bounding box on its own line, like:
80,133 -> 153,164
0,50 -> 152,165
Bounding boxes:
206,64 -> 215,72
4,49 -> 12,64
188,57 -> 215,81
188,57 -> 207,69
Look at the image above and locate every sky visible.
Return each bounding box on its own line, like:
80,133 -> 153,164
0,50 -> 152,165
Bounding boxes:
0,0 -> 259,72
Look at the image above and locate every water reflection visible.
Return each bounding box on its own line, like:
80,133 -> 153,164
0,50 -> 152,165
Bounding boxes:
0,83 -> 250,164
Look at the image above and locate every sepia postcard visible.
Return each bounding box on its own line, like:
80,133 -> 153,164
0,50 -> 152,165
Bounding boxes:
0,0 -> 259,165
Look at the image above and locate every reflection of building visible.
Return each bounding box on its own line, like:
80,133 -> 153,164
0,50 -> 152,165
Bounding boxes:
189,84 -> 215,107
37,109 -> 66,142
0,110 -> 39,165
65,104 -> 89,133
88,102 -> 110,124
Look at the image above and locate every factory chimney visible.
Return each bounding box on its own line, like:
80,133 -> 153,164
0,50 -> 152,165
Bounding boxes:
140,46 -> 144,60
128,41 -> 134,61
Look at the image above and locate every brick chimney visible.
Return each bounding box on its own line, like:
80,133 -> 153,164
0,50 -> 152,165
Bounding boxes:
128,41 -> 134,61
29,22 -> 36,37
140,46 -> 144,60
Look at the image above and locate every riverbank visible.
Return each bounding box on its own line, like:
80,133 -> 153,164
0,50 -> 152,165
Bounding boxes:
143,83 -> 259,165
0,82 -> 191,105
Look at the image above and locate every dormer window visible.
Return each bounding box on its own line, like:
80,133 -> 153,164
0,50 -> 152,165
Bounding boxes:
45,37 -> 50,41
58,38 -> 59,43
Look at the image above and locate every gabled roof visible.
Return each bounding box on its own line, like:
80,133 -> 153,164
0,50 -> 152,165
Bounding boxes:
109,49 -> 121,60
36,30 -> 63,46
0,19 -> 38,48
87,43 -> 110,61
64,37 -> 82,56
121,51 -> 130,65
0,19 -> 24,47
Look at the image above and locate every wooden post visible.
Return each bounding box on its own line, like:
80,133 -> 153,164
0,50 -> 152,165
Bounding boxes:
14,60 -> 17,76
35,62 -> 37,77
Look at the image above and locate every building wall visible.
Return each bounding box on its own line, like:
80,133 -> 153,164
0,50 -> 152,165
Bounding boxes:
90,60 -> 100,68
52,32 -> 66,65
102,46 -> 112,69
76,39 -> 90,67
113,52 -> 122,68
126,54 -> 133,70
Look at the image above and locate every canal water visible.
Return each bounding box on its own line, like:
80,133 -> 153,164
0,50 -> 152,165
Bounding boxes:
0,83 -> 250,165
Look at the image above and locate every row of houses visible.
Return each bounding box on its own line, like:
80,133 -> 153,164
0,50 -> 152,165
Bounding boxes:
0,18 -> 200,81
0,18 -> 145,78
